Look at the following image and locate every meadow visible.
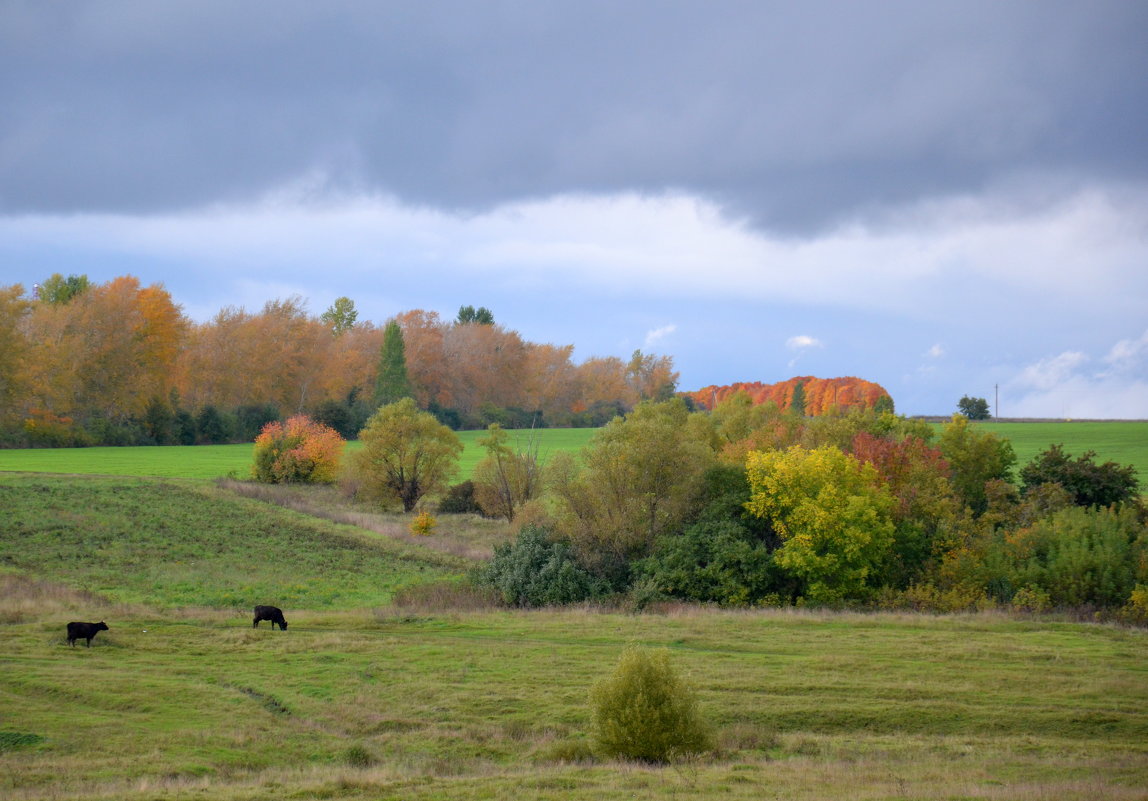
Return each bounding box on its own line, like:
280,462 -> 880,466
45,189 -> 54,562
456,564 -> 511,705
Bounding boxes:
0,427 -> 598,481
0,420 -> 1145,488
2,471 -> 1147,800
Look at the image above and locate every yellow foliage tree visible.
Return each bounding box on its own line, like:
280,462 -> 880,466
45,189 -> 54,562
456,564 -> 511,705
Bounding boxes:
745,445 -> 896,604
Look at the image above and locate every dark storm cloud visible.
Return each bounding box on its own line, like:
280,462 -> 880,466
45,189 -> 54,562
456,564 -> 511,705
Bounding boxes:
2,0 -> 1145,230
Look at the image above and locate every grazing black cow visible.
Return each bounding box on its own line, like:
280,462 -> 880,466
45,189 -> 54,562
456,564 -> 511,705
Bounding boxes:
253,605 -> 288,630
66,621 -> 108,647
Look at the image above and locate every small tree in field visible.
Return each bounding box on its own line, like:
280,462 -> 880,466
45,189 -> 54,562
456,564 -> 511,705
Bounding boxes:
590,646 -> 712,763
252,415 -> 345,484
957,395 -> 991,420
350,398 -> 462,512
472,423 -> 542,522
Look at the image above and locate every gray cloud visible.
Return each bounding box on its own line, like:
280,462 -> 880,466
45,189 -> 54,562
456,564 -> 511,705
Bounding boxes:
2,1 -> 1145,230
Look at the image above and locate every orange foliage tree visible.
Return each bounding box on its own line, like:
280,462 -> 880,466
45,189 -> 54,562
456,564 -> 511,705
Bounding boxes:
251,415 -> 345,484
687,376 -> 892,416
21,276 -> 187,424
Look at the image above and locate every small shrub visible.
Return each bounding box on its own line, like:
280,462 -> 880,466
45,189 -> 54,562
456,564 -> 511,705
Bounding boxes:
1011,585 -> 1052,613
590,646 -> 712,764
409,510 -> 437,536
478,525 -> 608,607
1117,585 -> 1148,627
437,480 -> 483,515
343,744 -> 374,767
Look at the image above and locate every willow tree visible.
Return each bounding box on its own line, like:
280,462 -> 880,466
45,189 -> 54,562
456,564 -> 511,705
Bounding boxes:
350,398 -> 461,512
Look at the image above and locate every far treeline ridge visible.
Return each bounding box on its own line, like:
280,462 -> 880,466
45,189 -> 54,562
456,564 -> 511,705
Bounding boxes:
0,274 -> 891,447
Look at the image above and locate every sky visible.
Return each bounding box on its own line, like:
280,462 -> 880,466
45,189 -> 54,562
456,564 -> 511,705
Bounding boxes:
1,1 -> 1146,418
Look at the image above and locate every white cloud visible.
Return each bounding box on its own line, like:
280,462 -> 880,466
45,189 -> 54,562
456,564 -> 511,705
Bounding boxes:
1102,329 -> 1148,375
786,335 -> 823,350
1006,339 -> 1148,419
2,180 -> 1146,329
644,324 -> 677,348
927,344 -> 945,358
1014,350 -> 1090,392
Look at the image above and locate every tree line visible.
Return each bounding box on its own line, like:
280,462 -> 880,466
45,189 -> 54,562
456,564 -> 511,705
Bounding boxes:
0,274 -> 677,446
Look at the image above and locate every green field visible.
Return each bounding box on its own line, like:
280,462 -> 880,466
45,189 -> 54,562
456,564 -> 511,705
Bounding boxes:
1,471 -> 1147,800
967,421 -> 1148,488
0,421 -> 1145,490
0,427 -> 599,481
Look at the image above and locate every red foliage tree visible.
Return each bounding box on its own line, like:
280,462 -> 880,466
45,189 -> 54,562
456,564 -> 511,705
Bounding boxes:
687,376 -> 892,416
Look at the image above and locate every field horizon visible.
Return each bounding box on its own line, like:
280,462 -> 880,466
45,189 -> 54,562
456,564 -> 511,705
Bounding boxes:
0,419 -> 1145,490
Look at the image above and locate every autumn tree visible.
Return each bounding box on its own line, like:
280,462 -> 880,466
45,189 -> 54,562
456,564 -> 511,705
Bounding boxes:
349,397 -> 463,512
0,285 -> 32,427
472,424 -> 543,522
745,445 -> 897,603
626,349 -> 678,403
375,320 -> 412,407
937,414 -> 1016,515
252,415 -> 345,484
851,431 -> 963,585
321,296 -> 358,336
550,399 -> 716,581
22,276 -> 187,425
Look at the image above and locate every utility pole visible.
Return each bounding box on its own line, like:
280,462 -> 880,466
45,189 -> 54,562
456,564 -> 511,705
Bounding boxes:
995,384 -> 999,419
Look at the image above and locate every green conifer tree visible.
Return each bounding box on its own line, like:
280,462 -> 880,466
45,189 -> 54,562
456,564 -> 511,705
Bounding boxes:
375,320 -> 412,406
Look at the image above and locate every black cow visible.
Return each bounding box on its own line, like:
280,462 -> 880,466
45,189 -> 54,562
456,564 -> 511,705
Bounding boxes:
253,605 -> 288,630
66,621 -> 108,647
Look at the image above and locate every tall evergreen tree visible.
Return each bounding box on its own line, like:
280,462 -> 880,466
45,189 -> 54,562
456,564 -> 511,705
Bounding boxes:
375,320 -> 412,406
790,380 -> 807,416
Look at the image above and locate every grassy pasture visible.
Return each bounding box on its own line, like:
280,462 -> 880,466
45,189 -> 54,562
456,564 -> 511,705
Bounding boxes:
0,427 -> 599,481
1,472 -> 1147,800
968,421 -> 1148,489
0,421 -> 1144,489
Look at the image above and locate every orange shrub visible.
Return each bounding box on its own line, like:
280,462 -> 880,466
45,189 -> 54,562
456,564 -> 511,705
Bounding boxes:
252,415 -> 345,484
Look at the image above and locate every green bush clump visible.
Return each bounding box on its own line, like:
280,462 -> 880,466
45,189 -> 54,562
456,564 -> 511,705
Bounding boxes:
590,646 -> 712,764
437,480 -> 483,515
478,525 -> 607,607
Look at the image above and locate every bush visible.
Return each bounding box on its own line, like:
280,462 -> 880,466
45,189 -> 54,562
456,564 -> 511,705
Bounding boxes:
1010,584 -> 1052,613
1020,444 -> 1140,508
478,525 -> 607,607
590,646 -> 712,763
437,480 -> 483,514
409,510 -> 437,536
1117,585 -> 1148,626
251,415 -> 345,484
1004,505 -> 1144,607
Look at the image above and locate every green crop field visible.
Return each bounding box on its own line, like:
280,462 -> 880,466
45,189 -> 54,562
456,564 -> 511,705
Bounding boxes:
2,471 -> 1147,800
0,427 -> 599,482
965,421 -> 1148,488
2,421 -> 1145,490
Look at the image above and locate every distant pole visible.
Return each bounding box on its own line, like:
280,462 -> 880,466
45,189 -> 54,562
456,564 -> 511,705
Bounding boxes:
995,384 -> 999,419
